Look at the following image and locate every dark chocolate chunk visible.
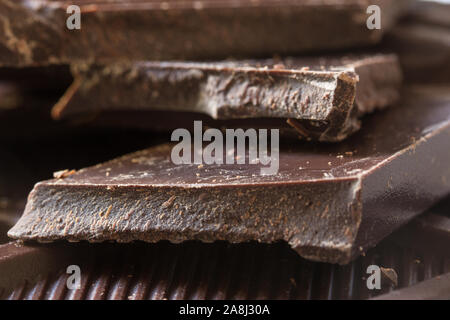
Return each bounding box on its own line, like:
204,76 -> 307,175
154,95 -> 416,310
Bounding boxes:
0,0 -> 409,66
52,55 -> 402,142
9,85 -> 450,264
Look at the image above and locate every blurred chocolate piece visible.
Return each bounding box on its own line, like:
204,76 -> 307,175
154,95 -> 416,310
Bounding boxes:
53,55 -> 402,142
0,215 -> 18,244
0,151 -> 31,243
390,213 -> 450,258
0,0 -> 409,67
373,273 -> 450,300
385,1 -> 450,83
0,242 -> 73,293
386,23 -> 450,83
0,83 -> 22,111
0,65 -> 72,140
408,0 -> 450,28
9,86 -> 450,264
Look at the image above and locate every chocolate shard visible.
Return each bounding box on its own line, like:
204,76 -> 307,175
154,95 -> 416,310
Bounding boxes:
52,55 -> 402,142
9,86 -> 450,264
0,0 -> 409,67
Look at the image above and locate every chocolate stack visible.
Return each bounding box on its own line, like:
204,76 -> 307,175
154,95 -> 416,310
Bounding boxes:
0,0 -> 449,299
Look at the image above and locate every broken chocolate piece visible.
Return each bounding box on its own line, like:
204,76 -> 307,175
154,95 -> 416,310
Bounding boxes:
53,55 -> 402,142
0,0 -> 409,67
9,85 -> 450,264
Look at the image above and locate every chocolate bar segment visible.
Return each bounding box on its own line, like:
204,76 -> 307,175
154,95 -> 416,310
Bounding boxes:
53,55 -> 402,142
0,0 -> 409,66
9,86 -> 450,264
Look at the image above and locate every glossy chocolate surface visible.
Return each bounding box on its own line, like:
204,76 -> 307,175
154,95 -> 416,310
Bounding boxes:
8,86 -> 450,264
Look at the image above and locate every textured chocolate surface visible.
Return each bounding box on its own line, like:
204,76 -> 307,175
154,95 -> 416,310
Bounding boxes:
53,55 -> 402,142
0,0 -> 409,67
2,205 -> 450,299
8,86 -> 450,264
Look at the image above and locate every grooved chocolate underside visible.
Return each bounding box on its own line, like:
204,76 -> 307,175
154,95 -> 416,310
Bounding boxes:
2,206 -> 450,300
